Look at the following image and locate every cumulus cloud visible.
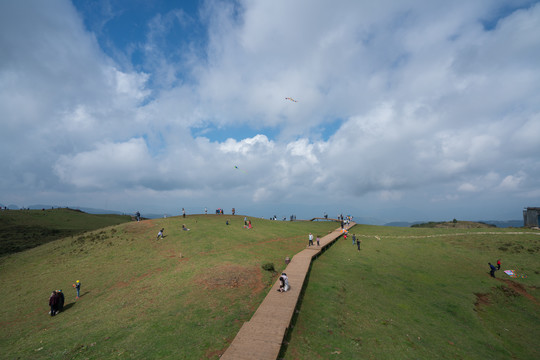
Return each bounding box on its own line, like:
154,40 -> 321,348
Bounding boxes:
1,0 -> 539,220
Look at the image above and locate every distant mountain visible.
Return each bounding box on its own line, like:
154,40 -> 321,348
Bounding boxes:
0,204 -> 20,210
384,220 -> 523,228
384,221 -> 423,227
479,220 -> 523,228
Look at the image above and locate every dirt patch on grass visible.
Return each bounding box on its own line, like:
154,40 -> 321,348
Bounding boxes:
205,346 -> 228,359
498,279 -> 539,305
193,264 -> 264,292
475,280 -> 539,310
124,220 -> 155,235
474,293 -> 491,309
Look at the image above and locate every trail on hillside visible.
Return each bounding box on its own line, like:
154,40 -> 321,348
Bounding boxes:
358,231 -> 540,240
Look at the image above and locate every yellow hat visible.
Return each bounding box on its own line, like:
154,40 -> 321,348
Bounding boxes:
76,280 -> 80,283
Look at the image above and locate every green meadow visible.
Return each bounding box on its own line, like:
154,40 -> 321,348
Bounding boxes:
0,208 -> 131,256
0,213 -> 336,359
1,213 -> 539,360
281,225 -> 540,360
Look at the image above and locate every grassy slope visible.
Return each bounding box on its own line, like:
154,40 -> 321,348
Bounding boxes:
281,225 -> 540,359
0,215 -> 337,359
0,208 -> 132,256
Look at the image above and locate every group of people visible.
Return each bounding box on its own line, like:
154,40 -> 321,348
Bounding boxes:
278,273 -> 289,292
489,259 -> 502,277
49,280 -> 80,316
48,290 -> 65,316
352,233 -> 361,250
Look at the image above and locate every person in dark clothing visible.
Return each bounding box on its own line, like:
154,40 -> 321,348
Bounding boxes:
497,259 -> 501,270
489,263 -> 497,278
357,238 -> 361,251
49,291 -> 58,316
57,290 -> 65,313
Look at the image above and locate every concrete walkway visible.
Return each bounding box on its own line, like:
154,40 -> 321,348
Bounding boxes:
220,222 -> 356,360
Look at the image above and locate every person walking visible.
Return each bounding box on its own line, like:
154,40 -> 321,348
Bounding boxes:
308,233 -> 314,246
489,263 -> 497,278
316,235 -> 320,246
497,259 -> 501,270
182,208 -> 186,218
352,233 -> 356,245
356,237 -> 361,251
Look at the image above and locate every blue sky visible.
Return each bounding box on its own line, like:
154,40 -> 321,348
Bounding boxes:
1,0 -> 539,222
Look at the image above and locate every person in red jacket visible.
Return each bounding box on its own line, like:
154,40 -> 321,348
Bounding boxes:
497,259 -> 501,270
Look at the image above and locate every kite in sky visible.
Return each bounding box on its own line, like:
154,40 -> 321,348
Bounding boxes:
285,97 -> 298,102
234,165 -> 247,174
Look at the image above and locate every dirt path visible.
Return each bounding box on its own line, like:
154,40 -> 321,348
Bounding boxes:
220,223 -> 356,360
358,231 -> 540,240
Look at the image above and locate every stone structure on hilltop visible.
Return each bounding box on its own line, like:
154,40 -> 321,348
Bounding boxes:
523,207 -> 540,227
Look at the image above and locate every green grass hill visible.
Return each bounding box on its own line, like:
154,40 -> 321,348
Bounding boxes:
281,225 -> 540,359
1,214 -> 539,359
0,214 -> 337,359
0,208 -> 132,256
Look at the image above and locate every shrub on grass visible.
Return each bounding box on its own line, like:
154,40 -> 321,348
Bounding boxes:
262,262 -> 275,273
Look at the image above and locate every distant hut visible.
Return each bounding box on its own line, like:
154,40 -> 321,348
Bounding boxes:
523,207 -> 540,227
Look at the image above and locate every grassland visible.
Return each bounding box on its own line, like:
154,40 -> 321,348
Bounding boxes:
281,225 -> 540,359
0,214 -> 337,359
2,214 -> 539,360
0,208 -> 131,256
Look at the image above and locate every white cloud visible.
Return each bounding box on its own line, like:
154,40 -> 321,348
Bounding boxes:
458,183 -> 478,192
498,172 -> 525,191
1,0 -> 539,220
54,138 -> 153,189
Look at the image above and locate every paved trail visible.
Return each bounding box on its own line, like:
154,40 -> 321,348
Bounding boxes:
220,222 -> 356,360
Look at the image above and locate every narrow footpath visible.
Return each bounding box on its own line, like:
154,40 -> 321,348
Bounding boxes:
220,222 -> 356,360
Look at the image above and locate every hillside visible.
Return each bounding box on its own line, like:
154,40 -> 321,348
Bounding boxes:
282,225 -> 540,359
0,214 -> 338,359
411,220 -> 497,229
0,208 -> 132,256
1,216 -> 538,359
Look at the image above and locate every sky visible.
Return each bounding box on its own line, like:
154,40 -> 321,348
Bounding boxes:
1,0 -> 539,223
